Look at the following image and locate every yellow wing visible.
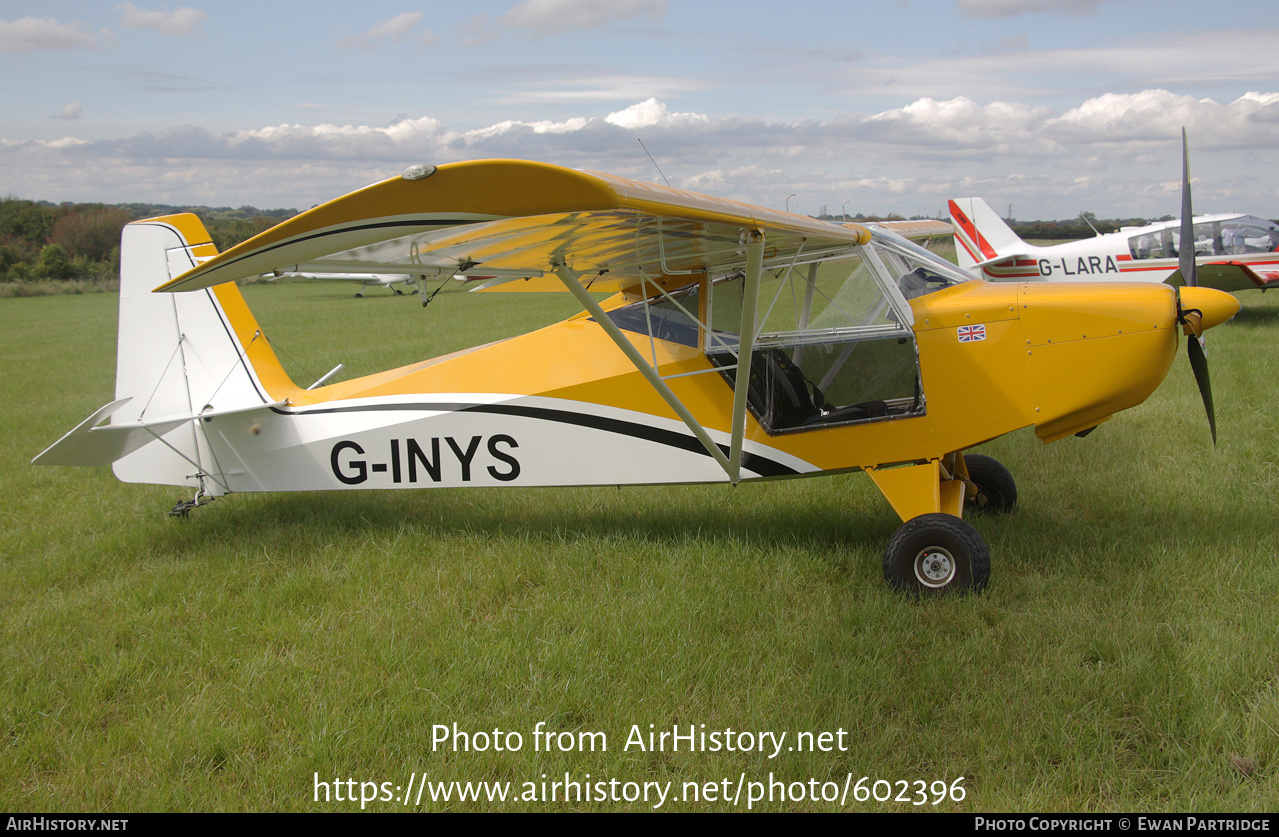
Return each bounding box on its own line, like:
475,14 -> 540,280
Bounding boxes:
867,219 -> 954,240
156,159 -> 870,295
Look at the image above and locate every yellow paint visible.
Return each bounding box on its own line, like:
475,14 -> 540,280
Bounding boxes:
869,462 -> 941,522
210,283 -> 303,402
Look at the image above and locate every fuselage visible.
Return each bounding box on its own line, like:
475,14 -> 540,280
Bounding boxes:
194,275 -> 1214,494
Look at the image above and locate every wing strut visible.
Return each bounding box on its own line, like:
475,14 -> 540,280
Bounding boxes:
728,231 -> 764,481
553,250 -> 761,483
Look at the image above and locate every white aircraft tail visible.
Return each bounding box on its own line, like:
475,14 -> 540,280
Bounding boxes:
948,198 -> 1027,271
35,215 -> 290,494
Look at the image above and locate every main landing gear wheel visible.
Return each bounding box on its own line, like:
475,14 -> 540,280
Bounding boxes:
883,513 -> 990,596
963,454 -> 1016,514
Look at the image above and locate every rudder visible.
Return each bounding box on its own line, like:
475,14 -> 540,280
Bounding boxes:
948,198 -> 1026,271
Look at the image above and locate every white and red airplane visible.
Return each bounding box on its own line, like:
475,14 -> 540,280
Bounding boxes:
950,198 -> 1279,291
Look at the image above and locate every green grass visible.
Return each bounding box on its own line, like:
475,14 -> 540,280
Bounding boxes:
3,281 -> 1279,811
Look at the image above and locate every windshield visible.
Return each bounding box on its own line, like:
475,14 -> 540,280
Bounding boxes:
866,226 -> 973,294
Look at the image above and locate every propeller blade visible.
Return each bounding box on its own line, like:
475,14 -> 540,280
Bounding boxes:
1176,286 -> 1238,445
1179,127 -> 1198,288
1186,328 -> 1216,445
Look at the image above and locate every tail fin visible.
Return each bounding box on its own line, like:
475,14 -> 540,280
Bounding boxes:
948,198 -> 1026,271
35,214 -> 296,493
112,214 -> 296,490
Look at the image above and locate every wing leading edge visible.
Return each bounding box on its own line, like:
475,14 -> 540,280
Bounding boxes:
157,160 -> 871,295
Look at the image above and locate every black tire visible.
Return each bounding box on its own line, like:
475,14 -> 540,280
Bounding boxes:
964,454 -> 1016,514
883,513 -> 990,595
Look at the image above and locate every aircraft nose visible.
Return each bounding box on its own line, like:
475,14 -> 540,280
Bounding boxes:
1178,286 -> 1240,332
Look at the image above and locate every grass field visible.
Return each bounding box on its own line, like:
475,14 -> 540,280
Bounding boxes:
4,276 -> 1279,811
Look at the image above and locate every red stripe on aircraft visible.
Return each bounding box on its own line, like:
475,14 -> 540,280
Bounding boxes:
984,270 -> 1040,279
955,233 -> 980,263
948,200 -> 998,260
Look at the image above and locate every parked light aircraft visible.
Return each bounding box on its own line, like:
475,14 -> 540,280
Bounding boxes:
270,270 -> 420,297
951,198 -> 1279,290
33,158 -> 1238,594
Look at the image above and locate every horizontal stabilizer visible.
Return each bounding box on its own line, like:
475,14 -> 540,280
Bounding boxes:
970,253 -> 1029,270
32,399 -> 175,467
32,398 -> 286,468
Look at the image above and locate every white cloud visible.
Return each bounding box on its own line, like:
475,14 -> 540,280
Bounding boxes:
604,98 -> 709,130
0,16 -> 102,51
861,96 -> 1057,153
52,103 -> 82,121
116,3 -> 205,37
1049,90 -> 1279,148
495,74 -> 708,106
339,12 -> 436,50
957,0 -> 1109,17
6,92 -> 1279,218
830,30 -> 1279,105
499,0 -> 667,38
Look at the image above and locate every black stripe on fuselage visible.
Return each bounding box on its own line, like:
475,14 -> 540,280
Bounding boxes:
268,400 -> 799,478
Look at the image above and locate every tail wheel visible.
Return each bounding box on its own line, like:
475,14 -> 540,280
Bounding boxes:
963,454 -> 1016,514
883,513 -> 990,595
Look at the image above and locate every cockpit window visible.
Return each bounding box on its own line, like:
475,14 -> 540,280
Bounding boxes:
706,239 -> 927,435
1129,217 -> 1279,260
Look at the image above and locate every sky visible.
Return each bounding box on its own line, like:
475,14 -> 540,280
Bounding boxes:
3,0 -> 1278,220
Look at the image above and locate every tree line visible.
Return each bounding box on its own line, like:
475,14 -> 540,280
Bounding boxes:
0,198 -> 297,285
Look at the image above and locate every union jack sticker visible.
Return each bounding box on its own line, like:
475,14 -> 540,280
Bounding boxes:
957,324 -> 986,343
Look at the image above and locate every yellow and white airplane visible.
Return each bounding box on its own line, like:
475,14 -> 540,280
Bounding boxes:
33,158 -> 1239,594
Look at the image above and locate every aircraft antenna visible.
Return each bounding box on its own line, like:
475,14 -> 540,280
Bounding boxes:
1079,212 -> 1102,237
637,138 -> 672,188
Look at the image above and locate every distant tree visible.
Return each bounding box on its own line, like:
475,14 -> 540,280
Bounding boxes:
0,243 -> 27,280
36,244 -> 75,281
207,215 -> 278,251
50,205 -> 136,262
0,198 -> 54,252
0,198 -> 297,287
